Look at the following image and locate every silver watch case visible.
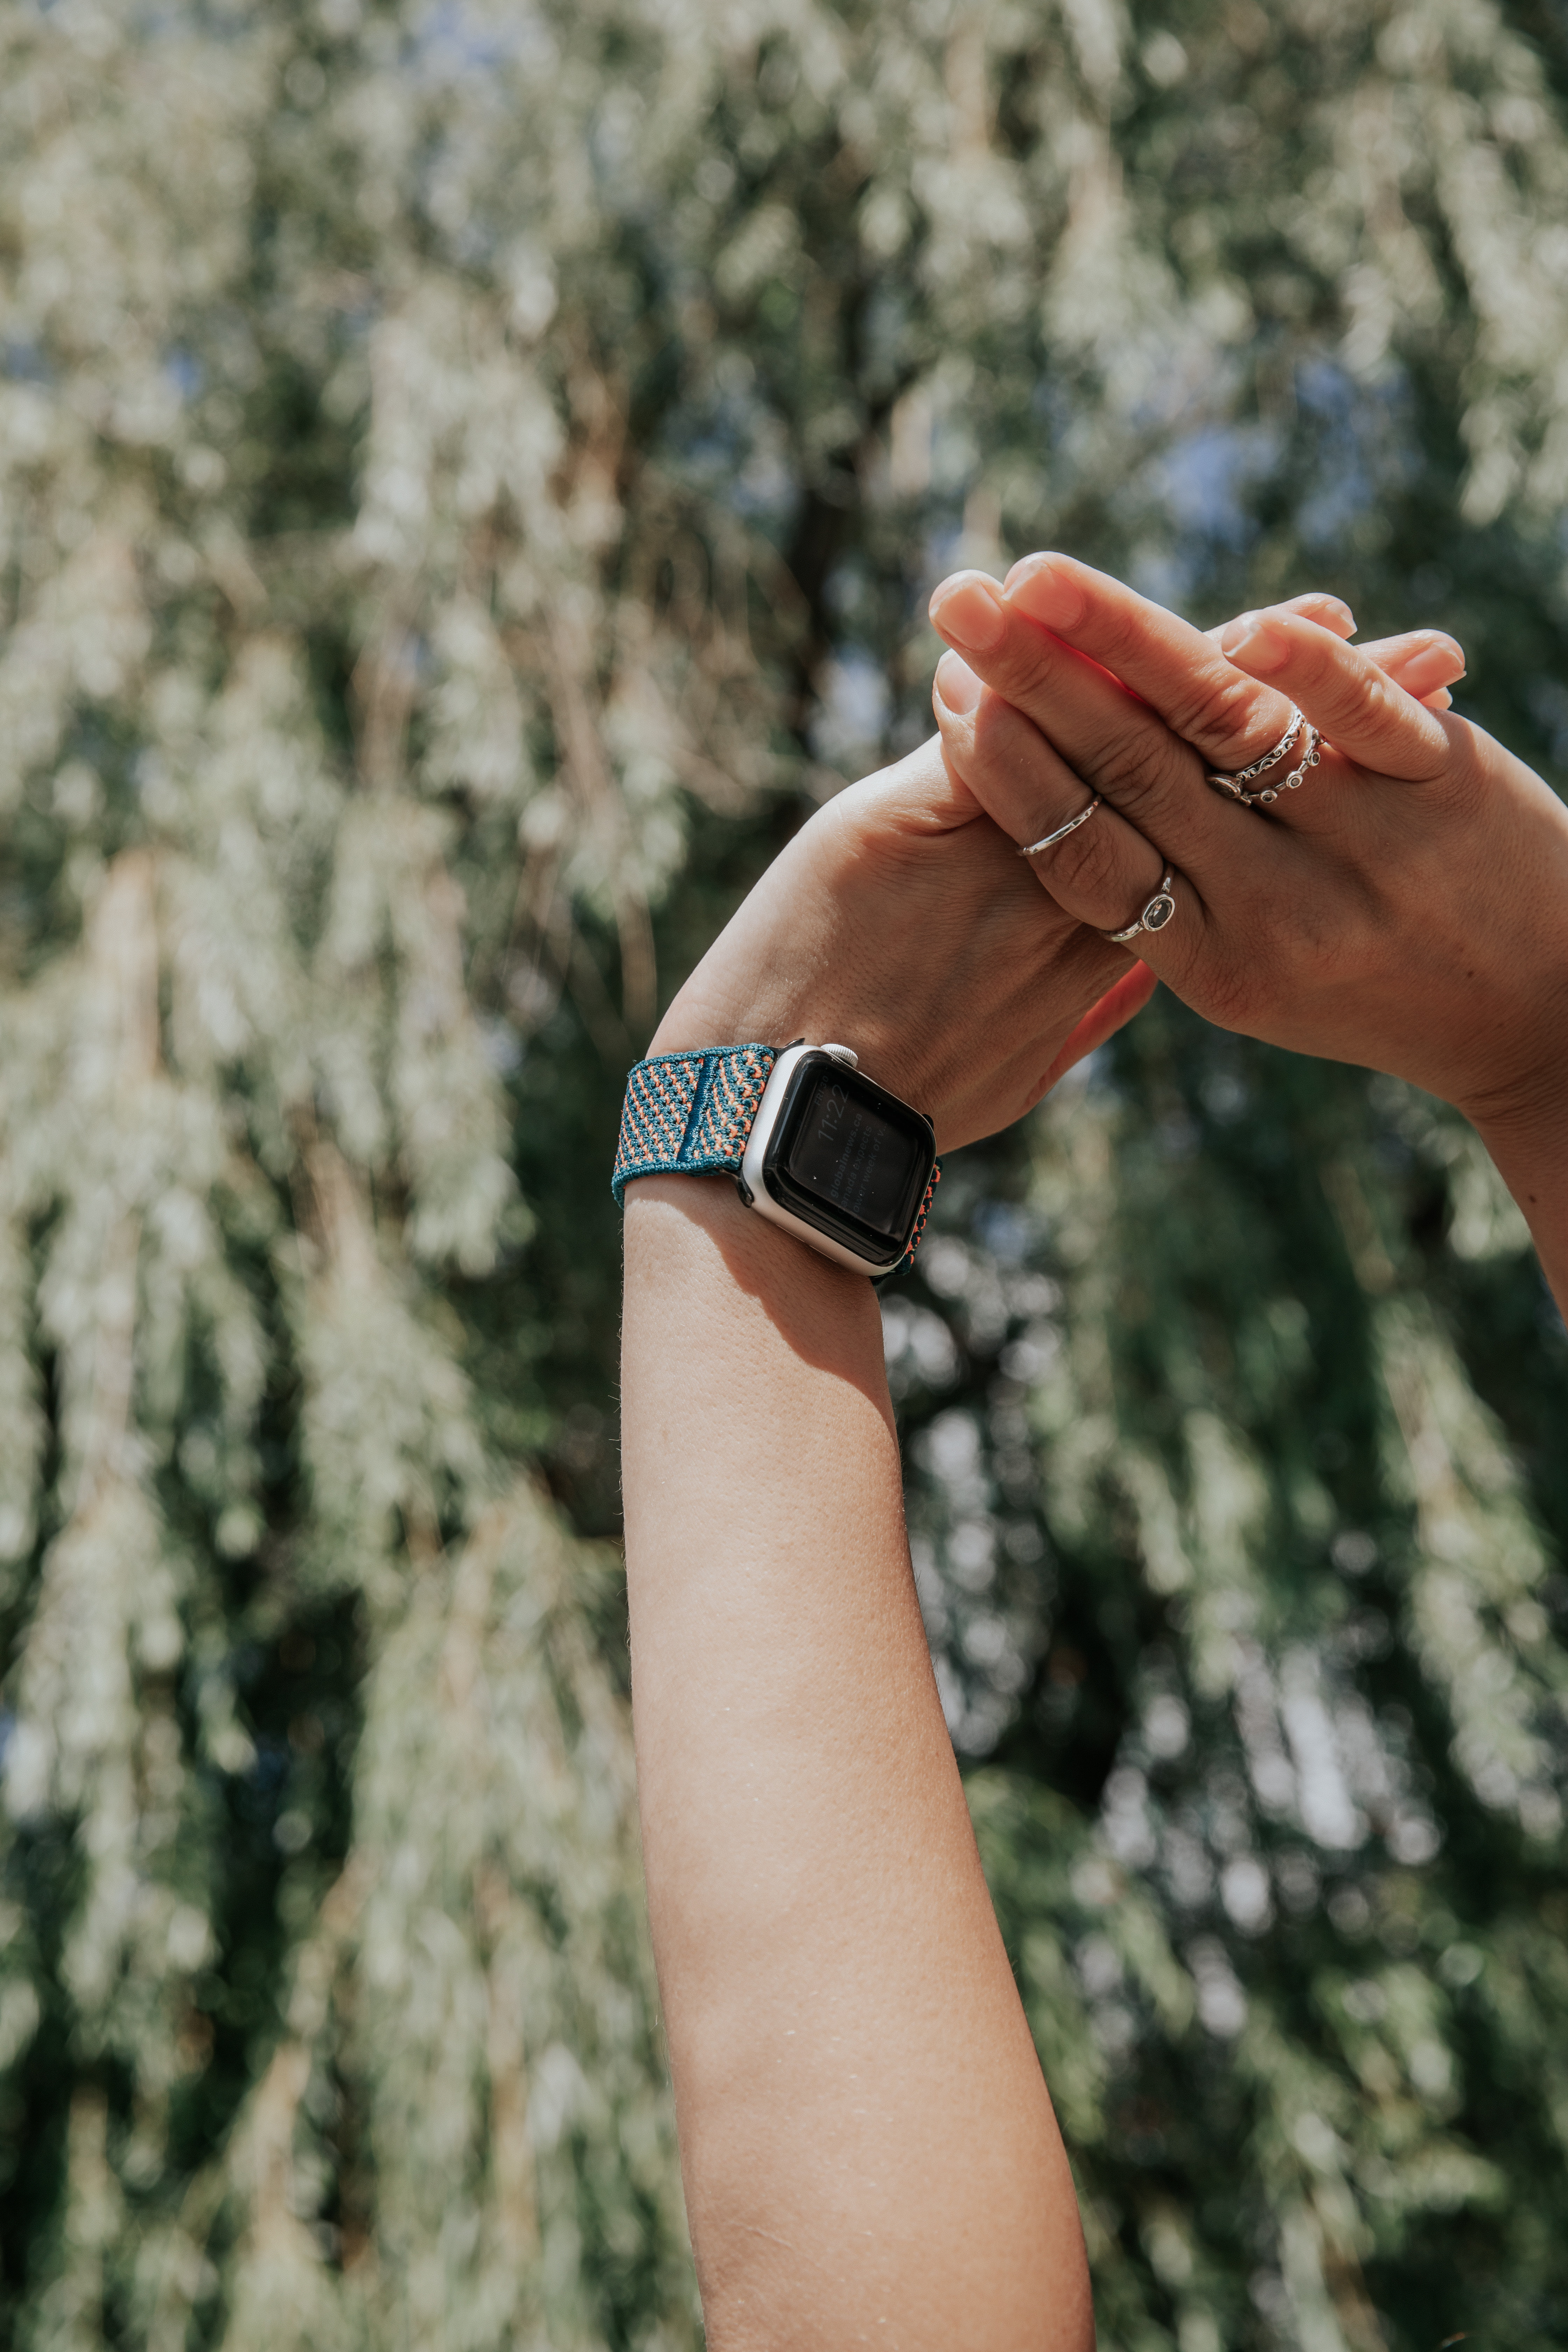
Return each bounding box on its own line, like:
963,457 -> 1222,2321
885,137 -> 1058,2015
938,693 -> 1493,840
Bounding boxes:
737,1042 -> 932,1278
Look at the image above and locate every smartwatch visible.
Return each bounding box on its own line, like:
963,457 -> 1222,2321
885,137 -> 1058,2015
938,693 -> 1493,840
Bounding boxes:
612,1040 -> 939,1277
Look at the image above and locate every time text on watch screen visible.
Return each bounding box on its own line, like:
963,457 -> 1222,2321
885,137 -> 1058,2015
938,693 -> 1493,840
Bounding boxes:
784,1070 -> 925,1242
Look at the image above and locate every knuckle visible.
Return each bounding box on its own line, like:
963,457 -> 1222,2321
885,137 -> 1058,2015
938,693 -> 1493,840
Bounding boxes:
985,625 -> 1048,696
1425,715 -> 1485,808
1088,722 -> 1162,807
1177,671 -> 1293,773
1345,670 -> 1448,775
1202,945 -> 1267,1033
1091,723 -> 1195,819
1199,669 -> 1283,755
1079,597 -> 1143,676
967,689 -> 1014,767
962,695 -> 1030,811
1046,807 -> 1132,905
1357,668 -> 1405,729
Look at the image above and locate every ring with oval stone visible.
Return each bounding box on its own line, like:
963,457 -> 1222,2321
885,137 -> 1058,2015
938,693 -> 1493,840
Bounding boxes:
1103,867 -> 1177,945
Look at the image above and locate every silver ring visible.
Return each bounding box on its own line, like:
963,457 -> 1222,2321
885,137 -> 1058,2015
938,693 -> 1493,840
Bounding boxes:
1103,868 -> 1176,944
1208,710 -> 1322,808
1208,705 -> 1304,795
1018,794 -> 1100,858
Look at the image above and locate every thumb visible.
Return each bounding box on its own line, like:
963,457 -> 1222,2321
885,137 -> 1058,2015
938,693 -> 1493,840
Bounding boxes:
1038,963 -> 1157,1093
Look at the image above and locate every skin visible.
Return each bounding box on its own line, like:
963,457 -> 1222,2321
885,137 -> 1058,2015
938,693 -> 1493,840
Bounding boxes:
620,609 -> 1449,2350
622,744 -> 1127,2352
927,555 -> 1568,1314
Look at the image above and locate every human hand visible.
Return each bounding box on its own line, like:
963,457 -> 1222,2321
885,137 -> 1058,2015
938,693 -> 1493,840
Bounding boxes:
651,589 -> 1485,1156
649,736 -> 1153,1154
924,556 -> 1568,1156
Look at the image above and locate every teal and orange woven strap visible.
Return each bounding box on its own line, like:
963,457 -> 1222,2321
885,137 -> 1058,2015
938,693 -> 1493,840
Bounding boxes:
895,1158 -> 941,1275
611,1044 -> 779,1207
612,1042 -> 939,1272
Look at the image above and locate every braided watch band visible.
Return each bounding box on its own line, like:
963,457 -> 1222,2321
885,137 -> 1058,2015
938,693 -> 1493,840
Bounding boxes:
611,1044 -> 779,1206
898,1161 -> 941,1274
612,1041 -> 940,1276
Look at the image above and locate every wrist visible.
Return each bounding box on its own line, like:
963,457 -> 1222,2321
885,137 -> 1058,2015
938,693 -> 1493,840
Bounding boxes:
1469,1094 -> 1568,1209
619,1036 -> 938,1279
649,980 -> 814,1061
623,1174 -> 888,1369
1464,1060 -> 1568,1308
1460,1024 -> 1568,1176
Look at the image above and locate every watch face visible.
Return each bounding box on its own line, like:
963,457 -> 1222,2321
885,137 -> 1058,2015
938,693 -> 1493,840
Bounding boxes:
764,1054 -> 935,1264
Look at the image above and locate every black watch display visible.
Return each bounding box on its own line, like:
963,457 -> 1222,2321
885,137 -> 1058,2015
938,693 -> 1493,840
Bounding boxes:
739,1044 -> 937,1276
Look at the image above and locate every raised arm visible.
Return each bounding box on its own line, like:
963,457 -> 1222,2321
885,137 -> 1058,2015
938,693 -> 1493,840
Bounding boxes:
926,559 -> 1568,1316
619,739 -> 1138,2351
624,1193 -> 1088,2350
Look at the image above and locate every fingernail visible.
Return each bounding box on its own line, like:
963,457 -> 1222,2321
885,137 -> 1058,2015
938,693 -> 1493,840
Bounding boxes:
1003,552 -> 1085,629
933,649 -> 983,715
1400,640 -> 1466,693
1219,616 -> 1286,673
929,572 -> 1006,653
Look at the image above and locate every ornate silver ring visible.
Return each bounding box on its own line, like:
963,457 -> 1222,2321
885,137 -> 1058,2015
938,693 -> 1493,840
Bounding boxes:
1208,705 -> 1322,808
1104,868 -> 1177,945
1018,794 -> 1101,858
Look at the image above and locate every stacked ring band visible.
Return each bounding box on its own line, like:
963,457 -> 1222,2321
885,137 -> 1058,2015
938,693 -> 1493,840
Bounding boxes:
1104,868 -> 1177,944
1018,794 -> 1101,858
1208,704 -> 1322,808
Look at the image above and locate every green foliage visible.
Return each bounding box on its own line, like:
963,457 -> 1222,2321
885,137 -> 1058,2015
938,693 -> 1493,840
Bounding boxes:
932,1017 -> 1568,2348
1,0 -> 1566,2347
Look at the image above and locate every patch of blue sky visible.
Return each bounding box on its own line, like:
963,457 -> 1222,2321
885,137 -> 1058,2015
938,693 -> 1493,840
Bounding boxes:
809,650 -> 890,771
664,384 -> 797,529
590,93 -> 647,187
163,348 -> 204,401
1,341 -> 50,384
921,517 -> 970,593
1128,545 -> 1198,615
972,1199 -> 1035,1267
412,0 -> 552,82
1293,355 -> 1415,548
669,400 -> 751,472
929,408 -> 980,500
1030,373 -> 1076,440
728,446 -> 797,524
1148,421 -> 1279,551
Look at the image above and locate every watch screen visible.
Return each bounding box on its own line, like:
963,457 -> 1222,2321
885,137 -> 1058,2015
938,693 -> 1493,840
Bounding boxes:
768,1059 -> 933,1260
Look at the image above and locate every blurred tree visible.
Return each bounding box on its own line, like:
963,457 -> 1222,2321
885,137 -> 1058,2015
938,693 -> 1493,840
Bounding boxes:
0,1 -> 1566,2348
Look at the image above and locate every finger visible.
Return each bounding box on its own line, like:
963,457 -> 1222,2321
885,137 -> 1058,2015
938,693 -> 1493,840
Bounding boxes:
999,560 -> 1460,782
1203,607 -> 1467,712
1217,610 -> 1456,781
1355,630 -> 1466,700
1206,590 -> 1356,645
1203,610 -> 1465,724
932,661 -> 1222,986
1037,964 -> 1157,1094
927,573 -> 1262,866
990,553 -> 1303,771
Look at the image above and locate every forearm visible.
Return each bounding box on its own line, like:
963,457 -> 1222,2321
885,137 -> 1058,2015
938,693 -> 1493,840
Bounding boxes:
621,1177 -> 1091,2351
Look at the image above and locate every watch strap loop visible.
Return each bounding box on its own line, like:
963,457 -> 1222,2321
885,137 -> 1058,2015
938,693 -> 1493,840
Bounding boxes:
889,1159 -> 941,1278
611,1043 -> 779,1206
